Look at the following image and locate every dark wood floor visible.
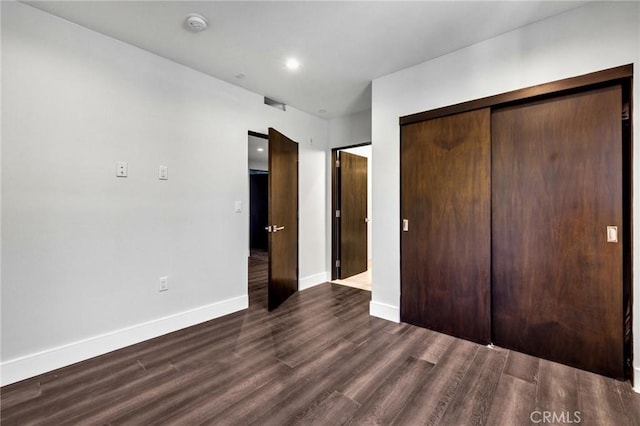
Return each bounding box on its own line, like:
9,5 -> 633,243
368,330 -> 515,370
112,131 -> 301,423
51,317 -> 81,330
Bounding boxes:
2,254 -> 639,425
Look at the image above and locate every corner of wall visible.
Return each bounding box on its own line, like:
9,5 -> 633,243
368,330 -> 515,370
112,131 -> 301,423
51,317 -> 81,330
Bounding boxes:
300,272 -> 330,291
369,300 -> 399,323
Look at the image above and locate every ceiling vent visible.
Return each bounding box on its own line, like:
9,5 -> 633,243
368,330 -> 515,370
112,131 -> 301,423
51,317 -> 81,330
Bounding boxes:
264,97 -> 286,111
185,14 -> 208,32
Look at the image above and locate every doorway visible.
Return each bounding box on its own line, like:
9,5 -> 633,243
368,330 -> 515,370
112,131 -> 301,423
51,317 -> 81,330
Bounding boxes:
247,129 -> 300,311
248,131 -> 269,308
331,143 -> 372,291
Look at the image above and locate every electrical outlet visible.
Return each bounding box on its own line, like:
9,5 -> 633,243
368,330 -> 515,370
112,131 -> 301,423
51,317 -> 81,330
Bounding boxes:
159,276 -> 168,292
116,161 -> 128,177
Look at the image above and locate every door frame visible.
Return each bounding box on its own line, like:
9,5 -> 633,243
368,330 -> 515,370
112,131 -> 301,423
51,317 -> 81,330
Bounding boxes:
399,64 -> 634,380
331,142 -> 372,280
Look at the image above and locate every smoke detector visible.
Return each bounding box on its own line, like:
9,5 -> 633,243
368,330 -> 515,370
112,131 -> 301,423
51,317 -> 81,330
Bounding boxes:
186,14 -> 208,32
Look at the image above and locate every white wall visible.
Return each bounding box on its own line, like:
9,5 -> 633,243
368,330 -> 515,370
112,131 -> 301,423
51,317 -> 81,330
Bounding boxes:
371,1 -> 640,388
1,2 -> 328,385
341,145 -> 372,261
328,109 -> 371,149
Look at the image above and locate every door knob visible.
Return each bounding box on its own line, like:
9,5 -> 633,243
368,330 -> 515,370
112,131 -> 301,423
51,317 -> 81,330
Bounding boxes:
273,225 -> 285,232
265,225 -> 273,233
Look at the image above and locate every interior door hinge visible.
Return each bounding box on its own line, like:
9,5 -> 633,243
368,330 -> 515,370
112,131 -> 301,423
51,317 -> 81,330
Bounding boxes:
336,160 -> 340,168
622,102 -> 630,121
336,210 -> 341,218
336,260 -> 341,268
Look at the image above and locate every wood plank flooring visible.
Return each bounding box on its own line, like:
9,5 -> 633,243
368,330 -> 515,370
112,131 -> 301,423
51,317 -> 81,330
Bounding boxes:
2,254 -> 639,425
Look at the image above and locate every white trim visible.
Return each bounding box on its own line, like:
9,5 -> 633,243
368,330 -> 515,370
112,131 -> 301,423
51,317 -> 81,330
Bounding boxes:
299,272 -> 329,291
634,367 -> 640,393
370,300 -> 400,323
0,295 -> 248,386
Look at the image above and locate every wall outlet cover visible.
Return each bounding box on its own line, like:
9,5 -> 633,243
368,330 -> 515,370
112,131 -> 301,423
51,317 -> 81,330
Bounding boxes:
116,161 -> 128,177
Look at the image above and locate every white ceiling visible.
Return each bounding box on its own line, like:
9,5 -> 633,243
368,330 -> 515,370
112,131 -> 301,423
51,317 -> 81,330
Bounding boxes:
248,134 -> 268,167
25,1 -> 589,119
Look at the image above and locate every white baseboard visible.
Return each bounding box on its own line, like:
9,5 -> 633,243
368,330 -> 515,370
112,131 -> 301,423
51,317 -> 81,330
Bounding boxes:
299,272 -> 329,291
369,300 -> 400,323
634,367 -> 640,393
0,295 -> 248,386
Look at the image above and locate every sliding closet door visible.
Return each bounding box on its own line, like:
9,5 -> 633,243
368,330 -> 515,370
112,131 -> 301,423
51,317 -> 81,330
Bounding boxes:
492,85 -> 623,378
401,108 -> 491,344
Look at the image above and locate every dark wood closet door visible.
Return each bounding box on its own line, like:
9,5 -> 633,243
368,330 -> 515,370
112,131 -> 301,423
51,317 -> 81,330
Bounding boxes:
492,85 -> 623,378
340,151 -> 368,279
268,128 -> 298,310
401,108 -> 491,344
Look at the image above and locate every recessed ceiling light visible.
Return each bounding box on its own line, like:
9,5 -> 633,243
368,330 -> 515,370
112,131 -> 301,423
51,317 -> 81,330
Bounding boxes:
257,148 -> 264,152
285,58 -> 300,71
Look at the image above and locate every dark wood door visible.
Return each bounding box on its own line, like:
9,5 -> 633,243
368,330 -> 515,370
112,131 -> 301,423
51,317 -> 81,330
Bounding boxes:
268,128 -> 298,310
492,85 -> 623,378
401,108 -> 491,344
339,151 -> 368,278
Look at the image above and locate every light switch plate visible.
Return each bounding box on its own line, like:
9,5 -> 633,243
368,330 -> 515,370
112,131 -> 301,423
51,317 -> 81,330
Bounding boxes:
159,276 -> 168,292
159,165 -> 168,180
235,201 -> 242,213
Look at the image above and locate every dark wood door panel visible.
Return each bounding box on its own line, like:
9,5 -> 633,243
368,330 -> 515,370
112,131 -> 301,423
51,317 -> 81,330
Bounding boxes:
340,152 -> 368,279
401,108 -> 491,344
491,85 -> 623,378
268,128 -> 298,310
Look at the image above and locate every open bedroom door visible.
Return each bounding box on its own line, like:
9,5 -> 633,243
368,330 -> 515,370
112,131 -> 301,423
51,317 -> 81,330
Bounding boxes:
339,151 -> 368,278
267,128 -> 299,310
